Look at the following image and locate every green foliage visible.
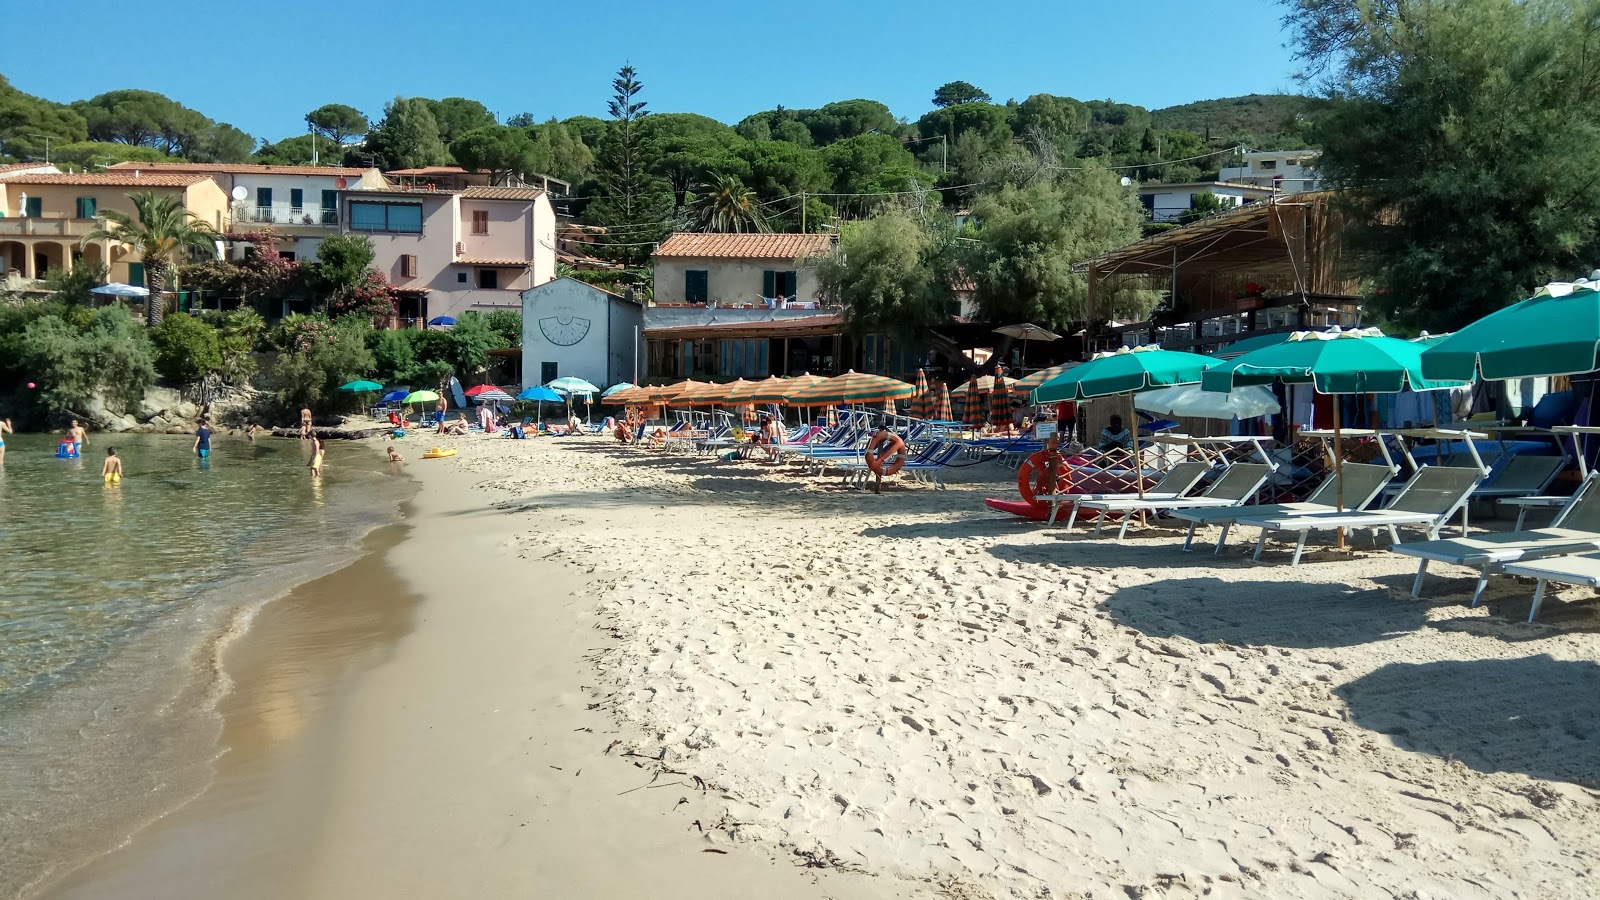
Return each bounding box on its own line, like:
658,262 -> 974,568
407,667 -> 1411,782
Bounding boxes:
965,164 -> 1153,327
365,96 -> 448,170
442,312 -> 502,376
305,103 -> 368,145
267,316 -> 375,417
1180,190 -> 1231,223
370,328 -> 418,386
1149,93 -> 1328,148
526,120 -> 595,183
304,233 -> 377,305
196,308 -> 264,383
44,259 -> 109,306
51,141 -> 167,169
328,270 -> 398,323
1294,0 -> 1600,331
80,192 -> 217,326
821,133 -> 932,202
150,312 -> 222,383
424,97 -> 497,144
70,88 -> 253,161
587,65 -> 673,265
690,175 -> 769,233
180,234 -> 299,316
485,309 -> 522,348
17,304 -> 155,417
451,125 -> 543,184
0,75 -> 88,161
817,206 -> 953,339
253,133 -> 318,165
1014,94 -> 1088,154
933,81 -> 992,108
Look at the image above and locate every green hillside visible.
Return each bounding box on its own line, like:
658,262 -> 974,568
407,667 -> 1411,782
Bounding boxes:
1151,93 -> 1329,149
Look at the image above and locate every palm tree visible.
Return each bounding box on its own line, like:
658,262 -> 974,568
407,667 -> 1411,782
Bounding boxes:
689,175 -> 770,234
81,191 -> 217,326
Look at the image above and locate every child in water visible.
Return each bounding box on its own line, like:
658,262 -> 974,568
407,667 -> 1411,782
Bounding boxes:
309,436 -> 325,477
101,447 -> 123,485
386,446 -> 403,465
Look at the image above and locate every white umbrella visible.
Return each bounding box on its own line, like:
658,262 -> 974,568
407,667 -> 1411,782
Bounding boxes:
994,322 -> 1063,370
89,282 -> 150,298
1134,384 -> 1281,420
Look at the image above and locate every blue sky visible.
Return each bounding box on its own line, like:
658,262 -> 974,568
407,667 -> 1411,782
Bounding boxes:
3,0 -> 1302,143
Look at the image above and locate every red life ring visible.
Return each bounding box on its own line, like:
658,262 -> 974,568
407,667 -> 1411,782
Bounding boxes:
1017,449 -> 1072,506
864,431 -> 908,476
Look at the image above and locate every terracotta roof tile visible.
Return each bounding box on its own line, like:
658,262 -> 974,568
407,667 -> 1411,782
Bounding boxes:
3,172 -> 214,187
0,162 -> 57,175
460,185 -> 545,201
108,161 -> 371,177
654,232 -> 833,261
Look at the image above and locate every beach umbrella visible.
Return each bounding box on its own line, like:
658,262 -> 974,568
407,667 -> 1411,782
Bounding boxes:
1203,327 -> 1470,539
89,282 -> 150,298
474,388 -> 515,403
1033,346 -> 1219,499
463,383 -> 505,397
989,375 -> 1013,428
379,388 -> 409,403
994,322 -> 1062,369
1012,363 -> 1078,394
547,376 -> 600,396
949,375 -> 996,399
784,370 -> 916,406
910,369 -> 932,419
603,382 -> 637,398
1420,279 -> 1600,381
339,379 -> 383,392
643,379 -> 702,403
402,390 -> 440,404
962,376 -> 990,427
428,315 -> 457,327
1135,384 -> 1282,420
929,380 -> 953,422
746,376 -> 793,404
516,385 -> 562,426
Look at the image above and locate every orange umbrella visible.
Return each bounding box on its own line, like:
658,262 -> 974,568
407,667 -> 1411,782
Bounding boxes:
785,370 -> 916,406
643,379 -> 702,403
668,380 -> 727,407
745,375 -> 792,404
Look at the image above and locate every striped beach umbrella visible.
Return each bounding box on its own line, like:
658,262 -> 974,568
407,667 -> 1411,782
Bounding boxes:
962,377 -> 989,426
949,375 -> 995,400
746,375 -> 793,404
1013,363 -> 1077,394
910,369 -> 932,419
643,379 -> 703,403
989,375 -> 1013,427
784,370 -> 916,406
930,380 -> 953,422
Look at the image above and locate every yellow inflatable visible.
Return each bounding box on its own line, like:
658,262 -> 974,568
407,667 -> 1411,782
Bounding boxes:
422,447 -> 457,459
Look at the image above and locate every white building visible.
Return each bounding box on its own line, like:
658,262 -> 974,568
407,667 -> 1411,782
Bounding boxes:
1219,150 -> 1322,193
107,161 -> 387,260
521,276 -> 644,390
1137,181 -> 1278,223
652,232 -> 834,307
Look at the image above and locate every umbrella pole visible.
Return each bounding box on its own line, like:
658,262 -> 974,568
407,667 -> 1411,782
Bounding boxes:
1130,393 -> 1145,500
1334,394 -> 1346,550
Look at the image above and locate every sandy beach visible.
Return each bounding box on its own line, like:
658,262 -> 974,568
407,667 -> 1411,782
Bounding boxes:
54,433 -> 1600,899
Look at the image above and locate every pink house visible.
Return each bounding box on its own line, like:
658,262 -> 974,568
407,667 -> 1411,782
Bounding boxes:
338,184 -> 556,325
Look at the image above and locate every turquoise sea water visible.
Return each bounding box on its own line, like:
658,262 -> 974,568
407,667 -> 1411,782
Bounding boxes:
0,432 -> 411,897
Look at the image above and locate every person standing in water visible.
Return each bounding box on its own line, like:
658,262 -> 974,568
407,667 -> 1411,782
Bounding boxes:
309,436 -> 325,478
193,420 -> 212,459
299,407 -> 313,439
0,417 -> 11,464
66,419 -> 88,455
101,447 -> 123,485
246,423 -> 259,443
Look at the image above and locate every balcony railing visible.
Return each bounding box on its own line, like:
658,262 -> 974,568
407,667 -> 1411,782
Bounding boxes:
0,217 -> 102,236
232,205 -> 339,227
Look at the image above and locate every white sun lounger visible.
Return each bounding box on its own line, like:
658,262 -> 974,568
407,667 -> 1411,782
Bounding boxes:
1168,461 -> 1396,553
1390,473 -> 1600,605
1238,465 -> 1484,565
1038,461 -> 1211,526
1500,552 -> 1600,621
1072,463 -> 1273,540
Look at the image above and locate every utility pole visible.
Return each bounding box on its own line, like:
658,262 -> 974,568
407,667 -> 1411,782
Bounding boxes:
310,128 -> 318,164
25,133 -> 52,165
942,134 -> 947,173
800,191 -> 805,232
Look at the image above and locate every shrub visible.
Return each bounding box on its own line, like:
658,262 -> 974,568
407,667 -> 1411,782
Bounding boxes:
485,308 -> 521,348
329,269 -> 398,324
370,328 -> 417,386
150,313 -> 223,383
268,316 -> 375,417
19,304 -> 154,418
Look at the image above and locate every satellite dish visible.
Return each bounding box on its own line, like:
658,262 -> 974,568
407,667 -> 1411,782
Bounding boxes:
230,185 -> 248,201
335,177 -> 348,189
1119,176 -> 1133,187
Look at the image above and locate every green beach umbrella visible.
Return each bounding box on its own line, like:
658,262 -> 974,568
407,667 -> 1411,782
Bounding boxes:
1421,281 -> 1600,381
1032,345 -> 1218,403
402,390 -> 440,404
339,379 -> 383,392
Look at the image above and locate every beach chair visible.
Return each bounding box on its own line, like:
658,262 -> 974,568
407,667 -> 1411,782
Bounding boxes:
902,441 -> 965,488
1390,472 -> 1600,606
1238,465 -> 1484,565
1499,551 -> 1600,621
1471,453 -> 1567,502
1169,461 -> 1396,553
1040,461 -> 1213,527
1073,463 -> 1275,540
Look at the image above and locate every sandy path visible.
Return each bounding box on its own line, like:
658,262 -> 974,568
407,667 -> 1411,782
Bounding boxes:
440,435 -> 1600,899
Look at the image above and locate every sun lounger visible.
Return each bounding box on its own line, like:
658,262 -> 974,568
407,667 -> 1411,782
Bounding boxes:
1500,552 -> 1600,621
1238,465 -> 1483,565
1039,461 -> 1213,526
1073,463 -> 1274,540
1169,461 -> 1396,553
1391,473 -> 1600,605
1471,453 -> 1567,501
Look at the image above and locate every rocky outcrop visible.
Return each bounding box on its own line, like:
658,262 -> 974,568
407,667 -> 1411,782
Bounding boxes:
78,383 -> 269,435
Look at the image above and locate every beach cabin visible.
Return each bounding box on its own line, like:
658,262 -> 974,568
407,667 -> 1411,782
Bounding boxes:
520,276 -> 644,391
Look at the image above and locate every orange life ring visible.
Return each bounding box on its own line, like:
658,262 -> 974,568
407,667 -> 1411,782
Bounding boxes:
1017,449 -> 1072,506
864,431 -> 908,476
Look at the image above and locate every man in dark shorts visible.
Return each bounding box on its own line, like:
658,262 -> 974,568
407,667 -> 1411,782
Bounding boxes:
193,420 -> 212,459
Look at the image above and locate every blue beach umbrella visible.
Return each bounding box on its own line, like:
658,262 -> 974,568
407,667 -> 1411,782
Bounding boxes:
428,315 -> 457,327
517,385 -> 563,426
380,389 -> 409,403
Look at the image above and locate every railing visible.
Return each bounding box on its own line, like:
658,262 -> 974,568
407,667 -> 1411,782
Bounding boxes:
231,205 -> 339,227
0,217 -> 102,236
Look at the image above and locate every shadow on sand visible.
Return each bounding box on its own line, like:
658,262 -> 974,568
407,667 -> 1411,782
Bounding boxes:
1335,655 -> 1600,784
1100,575 -> 1431,650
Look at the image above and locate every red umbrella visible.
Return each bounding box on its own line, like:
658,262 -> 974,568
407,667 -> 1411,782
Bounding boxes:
464,384 -> 505,397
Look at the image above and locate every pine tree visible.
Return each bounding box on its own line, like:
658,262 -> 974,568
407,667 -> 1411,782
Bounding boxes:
586,65 -> 671,266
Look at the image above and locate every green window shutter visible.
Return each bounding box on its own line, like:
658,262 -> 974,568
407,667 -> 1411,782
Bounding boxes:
762,270 -> 775,298
321,189 -> 337,210
128,262 -> 144,287
786,271 -> 798,298
290,188 -> 304,210
75,197 -> 97,218
684,270 -> 708,303
257,187 -> 271,210
25,197 -> 42,217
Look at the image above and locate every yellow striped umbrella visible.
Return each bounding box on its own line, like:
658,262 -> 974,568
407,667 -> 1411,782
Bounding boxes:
948,375 -> 995,399
745,376 -> 793,404
1013,363 -> 1077,394
643,379 -> 703,403
668,380 -> 728,407
784,370 -> 916,406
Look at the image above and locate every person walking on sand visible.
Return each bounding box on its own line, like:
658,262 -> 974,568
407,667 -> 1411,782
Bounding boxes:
309,436 -> 325,477
101,447 -> 122,485
0,417 -> 11,464
66,419 -> 88,455
193,420 -> 212,459
299,407 -> 313,439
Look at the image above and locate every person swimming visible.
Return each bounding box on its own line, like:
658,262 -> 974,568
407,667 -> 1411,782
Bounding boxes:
101,447 -> 123,485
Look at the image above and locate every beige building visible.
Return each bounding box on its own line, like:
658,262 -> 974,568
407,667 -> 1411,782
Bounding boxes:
652,232 -> 833,308
0,171 -> 229,283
